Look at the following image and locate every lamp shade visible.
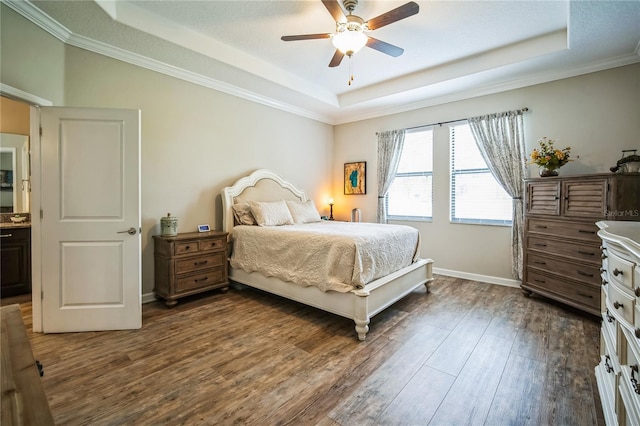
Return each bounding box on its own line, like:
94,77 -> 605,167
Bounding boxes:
332,30 -> 368,55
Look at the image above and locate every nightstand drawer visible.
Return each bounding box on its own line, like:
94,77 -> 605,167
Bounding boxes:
175,241 -> 199,255
199,238 -> 224,252
176,253 -> 225,274
176,268 -> 225,293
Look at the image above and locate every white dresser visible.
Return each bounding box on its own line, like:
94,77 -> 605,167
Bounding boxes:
596,221 -> 640,425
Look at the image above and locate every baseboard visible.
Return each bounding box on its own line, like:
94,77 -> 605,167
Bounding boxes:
433,267 -> 522,288
142,292 -> 156,304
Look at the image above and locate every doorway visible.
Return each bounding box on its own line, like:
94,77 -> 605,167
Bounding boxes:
0,96 -> 32,304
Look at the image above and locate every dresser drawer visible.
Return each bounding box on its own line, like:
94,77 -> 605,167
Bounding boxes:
527,252 -> 601,285
527,236 -> 600,264
175,252 -> 225,274
527,218 -> 600,243
176,268 -> 226,293
608,250 -> 636,291
608,281 -> 635,327
525,268 -> 600,311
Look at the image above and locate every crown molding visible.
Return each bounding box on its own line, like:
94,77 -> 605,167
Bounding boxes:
3,0 -> 336,125
336,52 -> 640,125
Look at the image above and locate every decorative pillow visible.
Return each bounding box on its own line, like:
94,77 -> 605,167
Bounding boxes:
286,200 -> 322,224
232,203 -> 257,226
248,200 -> 294,226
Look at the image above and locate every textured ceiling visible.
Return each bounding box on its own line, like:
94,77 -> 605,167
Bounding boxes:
10,0 -> 640,124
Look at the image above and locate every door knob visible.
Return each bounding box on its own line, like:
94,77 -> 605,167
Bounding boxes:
118,227 -> 137,235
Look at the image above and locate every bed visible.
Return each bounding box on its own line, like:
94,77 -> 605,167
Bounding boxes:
221,169 -> 434,340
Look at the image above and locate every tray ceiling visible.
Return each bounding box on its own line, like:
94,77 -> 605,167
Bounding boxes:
7,0 -> 640,124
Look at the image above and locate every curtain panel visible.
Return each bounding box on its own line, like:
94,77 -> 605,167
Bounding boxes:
467,110 -> 526,279
376,129 -> 405,223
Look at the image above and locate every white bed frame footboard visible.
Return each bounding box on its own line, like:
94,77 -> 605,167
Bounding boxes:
222,169 -> 434,341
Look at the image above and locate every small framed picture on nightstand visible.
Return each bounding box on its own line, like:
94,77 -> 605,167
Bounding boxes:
197,224 -> 210,232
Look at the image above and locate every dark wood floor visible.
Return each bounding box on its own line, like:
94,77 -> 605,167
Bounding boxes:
12,275 -> 604,425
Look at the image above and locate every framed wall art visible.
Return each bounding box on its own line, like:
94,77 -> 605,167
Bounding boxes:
344,161 -> 366,195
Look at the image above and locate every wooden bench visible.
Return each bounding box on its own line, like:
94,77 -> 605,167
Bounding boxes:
1,304 -> 54,425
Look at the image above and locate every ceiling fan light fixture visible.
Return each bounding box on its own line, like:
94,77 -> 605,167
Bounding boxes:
332,29 -> 367,55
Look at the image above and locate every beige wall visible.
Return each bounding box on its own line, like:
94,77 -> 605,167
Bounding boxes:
0,5 -> 65,105
334,63 -> 640,281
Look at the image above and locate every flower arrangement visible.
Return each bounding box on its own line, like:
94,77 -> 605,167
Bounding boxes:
530,137 -> 571,170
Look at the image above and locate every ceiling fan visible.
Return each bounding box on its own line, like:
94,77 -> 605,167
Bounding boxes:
281,0 -> 419,69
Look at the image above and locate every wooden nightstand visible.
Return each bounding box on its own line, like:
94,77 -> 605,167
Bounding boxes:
153,231 -> 229,307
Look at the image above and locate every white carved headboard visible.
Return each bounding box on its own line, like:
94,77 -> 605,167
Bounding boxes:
221,169 -> 307,237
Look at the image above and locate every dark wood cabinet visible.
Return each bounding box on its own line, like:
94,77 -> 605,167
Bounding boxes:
153,231 -> 229,307
522,173 -> 640,315
0,226 -> 31,298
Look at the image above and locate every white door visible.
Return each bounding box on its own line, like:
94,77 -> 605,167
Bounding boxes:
40,107 -> 141,332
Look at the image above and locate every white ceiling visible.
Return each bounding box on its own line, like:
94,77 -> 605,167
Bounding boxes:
9,0 -> 640,124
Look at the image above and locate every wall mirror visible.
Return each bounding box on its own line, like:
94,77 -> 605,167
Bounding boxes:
0,133 -> 30,214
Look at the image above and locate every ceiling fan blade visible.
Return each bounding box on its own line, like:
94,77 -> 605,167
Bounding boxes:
281,34 -> 331,41
322,0 -> 346,22
329,49 -> 345,67
366,1 -> 419,30
366,37 -> 404,57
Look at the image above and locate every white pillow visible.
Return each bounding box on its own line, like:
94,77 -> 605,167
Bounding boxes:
248,200 -> 294,226
286,200 -> 321,224
232,203 -> 257,226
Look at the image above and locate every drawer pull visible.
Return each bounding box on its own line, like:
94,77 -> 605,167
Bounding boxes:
600,267 -> 606,273
578,229 -> 595,234
534,225 -> 548,229
533,243 -> 547,247
0,233 -> 13,238
577,250 -> 595,256
533,261 -> 546,265
635,328 -> 640,339
576,291 -> 593,299
613,268 -> 623,277
605,355 -> 614,373
614,301 -> 624,310
185,246 -> 191,250
606,310 -> 615,323
533,278 -> 546,284
631,365 -> 640,394
194,277 -> 209,283
601,253 -> 608,260
635,287 -> 640,297
577,270 -> 594,278
194,260 -> 208,266
35,360 -> 44,377
602,279 -> 608,285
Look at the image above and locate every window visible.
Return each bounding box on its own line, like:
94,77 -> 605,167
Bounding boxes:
450,124 -> 512,225
386,128 -> 433,221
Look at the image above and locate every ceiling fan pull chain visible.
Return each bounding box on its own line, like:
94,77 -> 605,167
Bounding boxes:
349,55 -> 354,85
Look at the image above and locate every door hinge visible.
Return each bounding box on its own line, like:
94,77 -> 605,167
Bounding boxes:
40,209 -> 43,219
39,126 -> 42,136
41,290 -> 44,300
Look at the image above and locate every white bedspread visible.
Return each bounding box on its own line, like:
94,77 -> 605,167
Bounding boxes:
230,221 -> 420,293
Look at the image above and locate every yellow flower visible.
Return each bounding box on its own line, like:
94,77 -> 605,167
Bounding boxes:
555,150 -> 564,160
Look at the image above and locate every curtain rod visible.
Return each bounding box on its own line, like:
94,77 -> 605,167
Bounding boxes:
402,107 -> 529,132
